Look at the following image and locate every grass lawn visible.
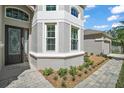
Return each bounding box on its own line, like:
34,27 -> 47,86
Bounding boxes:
116,61 -> 124,88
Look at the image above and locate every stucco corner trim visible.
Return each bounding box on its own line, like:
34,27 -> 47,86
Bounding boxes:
29,51 -> 85,59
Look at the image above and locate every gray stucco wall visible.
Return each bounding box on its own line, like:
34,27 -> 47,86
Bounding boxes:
31,23 -> 43,53
102,41 -> 110,54
58,22 -> 70,53
59,5 -> 70,12
31,24 -> 38,52
30,55 -> 84,70
84,39 -> 102,54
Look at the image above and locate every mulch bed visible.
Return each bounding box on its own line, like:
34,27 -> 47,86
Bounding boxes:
39,55 -> 109,88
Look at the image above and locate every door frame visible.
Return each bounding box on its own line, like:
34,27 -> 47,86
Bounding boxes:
5,25 -> 24,65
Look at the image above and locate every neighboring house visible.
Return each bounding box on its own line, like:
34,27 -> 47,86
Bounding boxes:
84,29 -> 112,55
0,5 -> 85,71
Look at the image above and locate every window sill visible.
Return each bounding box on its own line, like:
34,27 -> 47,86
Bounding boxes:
30,51 -> 85,59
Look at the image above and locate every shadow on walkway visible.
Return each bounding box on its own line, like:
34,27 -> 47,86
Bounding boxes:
0,62 -> 30,88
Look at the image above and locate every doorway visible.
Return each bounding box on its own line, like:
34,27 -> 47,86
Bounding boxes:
5,25 -> 29,65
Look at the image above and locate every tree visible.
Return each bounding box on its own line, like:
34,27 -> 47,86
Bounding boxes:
110,24 -> 124,53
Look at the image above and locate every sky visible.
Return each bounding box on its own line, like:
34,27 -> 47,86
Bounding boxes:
84,5 -> 124,31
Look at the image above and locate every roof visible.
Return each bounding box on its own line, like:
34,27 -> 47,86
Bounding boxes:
84,29 -> 112,39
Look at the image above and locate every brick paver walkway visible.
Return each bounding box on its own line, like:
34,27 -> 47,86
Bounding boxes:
6,69 -> 53,88
5,59 -> 123,88
75,59 -> 123,88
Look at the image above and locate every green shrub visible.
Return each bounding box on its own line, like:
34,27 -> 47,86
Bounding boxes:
61,82 -> 66,88
84,70 -> 88,74
58,68 -> 68,77
90,53 -> 94,55
43,68 -> 53,76
84,56 -> 90,62
85,52 -> 88,56
72,76 -> 76,81
63,76 -> 67,80
100,53 -> 108,58
78,73 -> 82,77
69,66 -> 77,76
88,61 -> 94,65
78,64 -> 84,71
83,63 -> 89,68
89,68 -> 92,71
53,76 -> 58,80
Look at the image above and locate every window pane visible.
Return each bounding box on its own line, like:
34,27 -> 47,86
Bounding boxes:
46,5 -> 56,11
6,8 -> 12,17
47,32 -> 55,37
6,8 -> 29,21
46,24 -> 55,51
71,27 -> 78,50
71,8 -> 78,18
47,38 -> 55,45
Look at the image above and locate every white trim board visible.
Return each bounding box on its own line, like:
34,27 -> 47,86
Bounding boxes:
30,51 -> 85,59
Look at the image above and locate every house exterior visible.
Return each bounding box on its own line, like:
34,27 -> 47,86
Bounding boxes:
84,29 -> 112,55
0,5 -> 85,71
30,5 -> 85,69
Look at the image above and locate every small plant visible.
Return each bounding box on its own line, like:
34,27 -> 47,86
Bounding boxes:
63,76 -> 67,81
84,56 -> 90,62
72,76 -> 76,81
92,65 -> 95,69
69,66 -> 77,76
85,52 -> 88,56
97,54 -> 100,56
89,68 -> 92,71
108,56 -> 112,59
90,53 -> 94,55
78,73 -> 82,77
78,64 -> 84,71
84,70 -> 88,74
88,61 -> 94,65
58,68 -> 68,77
83,63 -> 89,68
61,82 -> 66,88
43,68 -> 53,76
53,76 -> 58,81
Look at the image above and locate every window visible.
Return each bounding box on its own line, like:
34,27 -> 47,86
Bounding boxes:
46,24 -> 56,51
71,7 -> 78,18
71,27 -> 78,50
6,8 -> 29,21
46,5 -> 56,11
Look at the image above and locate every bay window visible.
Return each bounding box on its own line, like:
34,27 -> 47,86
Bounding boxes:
46,24 -> 56,51
71,27 -> 78,50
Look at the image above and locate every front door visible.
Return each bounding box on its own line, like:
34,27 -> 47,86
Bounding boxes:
5,25 -> 23,65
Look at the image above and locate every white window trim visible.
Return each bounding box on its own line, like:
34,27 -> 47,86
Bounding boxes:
5,6 -> 30,23
70,25 -> 80,52
44,23 -> 58,53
